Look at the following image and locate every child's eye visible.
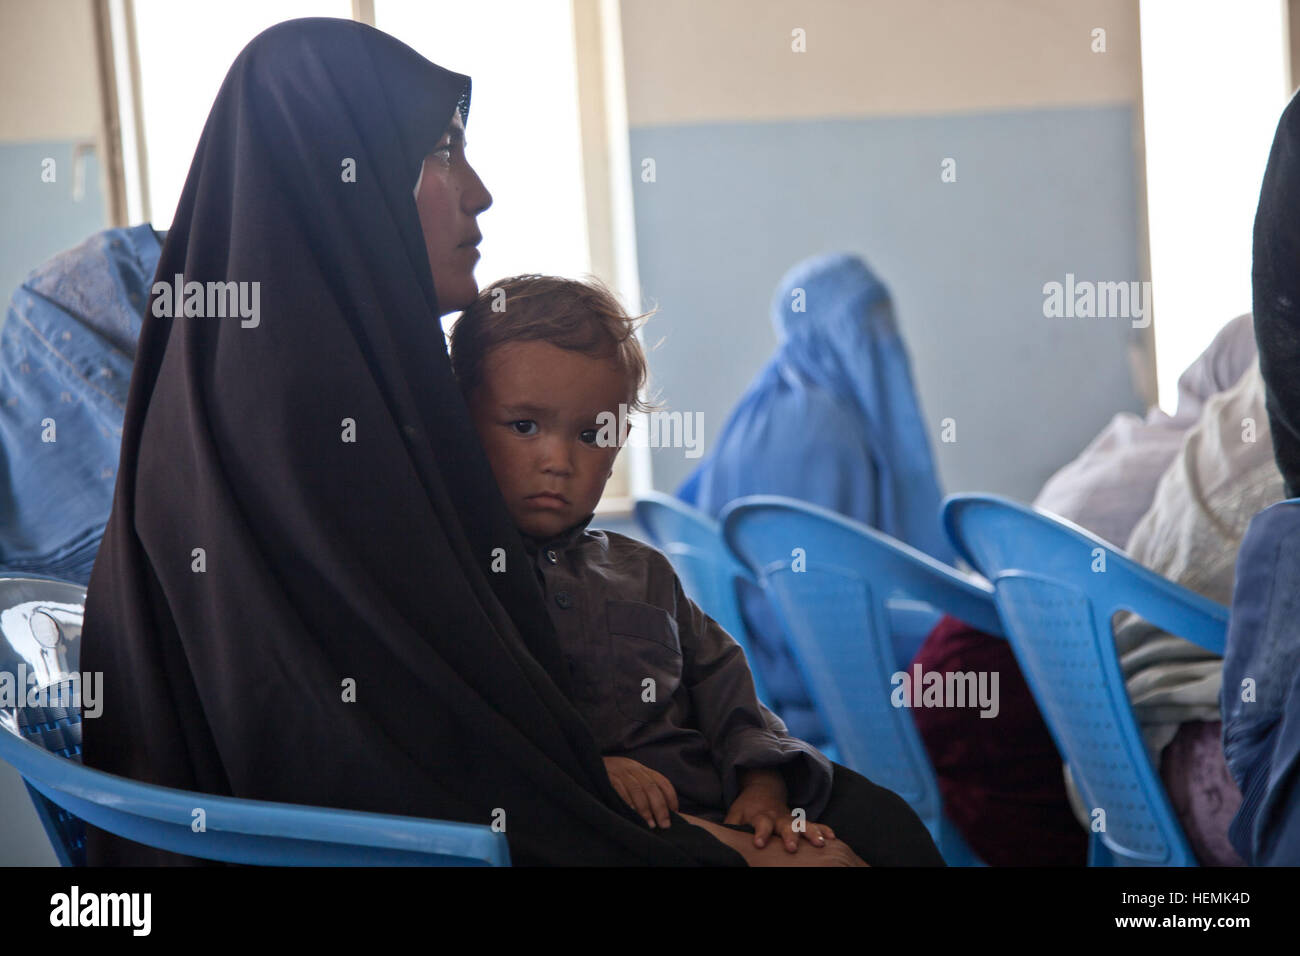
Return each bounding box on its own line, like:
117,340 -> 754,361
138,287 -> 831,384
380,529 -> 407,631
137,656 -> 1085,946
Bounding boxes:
510,420 -> 538,436
580,428 -> 599,445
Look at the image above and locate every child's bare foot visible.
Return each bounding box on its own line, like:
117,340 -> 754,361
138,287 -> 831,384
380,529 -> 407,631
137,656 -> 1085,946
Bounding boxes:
744,838 -> 867,866
678,813 -> 869,866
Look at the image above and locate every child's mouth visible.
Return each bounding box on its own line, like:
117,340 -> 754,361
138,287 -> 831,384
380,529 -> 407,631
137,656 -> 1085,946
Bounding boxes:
527,493 -> 568,509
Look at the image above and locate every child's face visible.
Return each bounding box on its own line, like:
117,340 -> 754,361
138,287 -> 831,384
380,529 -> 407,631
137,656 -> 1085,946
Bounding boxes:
467,340 -> 632,539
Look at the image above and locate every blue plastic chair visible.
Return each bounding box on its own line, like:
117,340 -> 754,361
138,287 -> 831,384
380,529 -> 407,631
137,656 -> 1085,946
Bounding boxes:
634,491 -> 772,704
721,494 -> 1004,865
941,494 -> 1229,867
0,575 -> 510,866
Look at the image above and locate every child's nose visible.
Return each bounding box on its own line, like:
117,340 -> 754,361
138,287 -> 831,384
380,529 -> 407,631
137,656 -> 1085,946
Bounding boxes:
539,438 -> 574,475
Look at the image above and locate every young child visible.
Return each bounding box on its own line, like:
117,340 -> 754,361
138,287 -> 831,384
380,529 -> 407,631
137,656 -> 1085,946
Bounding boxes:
450,274 -> 837,855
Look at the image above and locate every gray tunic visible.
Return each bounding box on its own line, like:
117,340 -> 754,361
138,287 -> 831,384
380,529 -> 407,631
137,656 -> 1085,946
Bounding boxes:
520,512 -> 834,823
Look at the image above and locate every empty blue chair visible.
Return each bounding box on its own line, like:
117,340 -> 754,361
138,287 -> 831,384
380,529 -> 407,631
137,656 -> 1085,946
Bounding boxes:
0,575 -> 510,866
634,491 -> 772,704
942,494 -> 1228,866
722,494 -> 1002,865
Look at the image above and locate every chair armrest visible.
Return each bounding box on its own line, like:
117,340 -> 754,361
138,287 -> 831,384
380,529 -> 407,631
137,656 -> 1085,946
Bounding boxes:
1118,561 -> 1229,656
0,730 -> 508,865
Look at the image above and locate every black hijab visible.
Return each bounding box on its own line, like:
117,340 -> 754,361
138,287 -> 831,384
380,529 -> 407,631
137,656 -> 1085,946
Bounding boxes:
1254,88 -> 1300,498
81,17 -> 743,866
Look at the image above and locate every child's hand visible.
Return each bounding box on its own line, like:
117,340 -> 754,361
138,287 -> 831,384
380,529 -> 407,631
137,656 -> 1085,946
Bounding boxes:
724,768 -> 836,852
602,756 -> 679,829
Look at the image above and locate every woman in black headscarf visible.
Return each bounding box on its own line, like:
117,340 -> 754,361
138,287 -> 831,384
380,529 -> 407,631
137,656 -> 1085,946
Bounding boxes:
1255,87 -> 1300,496
81,17 -> 939,866
1221,87 -> 1300,865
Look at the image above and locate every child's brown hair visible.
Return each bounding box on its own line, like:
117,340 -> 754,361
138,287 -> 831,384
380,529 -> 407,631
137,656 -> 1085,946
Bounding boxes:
449,274 -> 662,415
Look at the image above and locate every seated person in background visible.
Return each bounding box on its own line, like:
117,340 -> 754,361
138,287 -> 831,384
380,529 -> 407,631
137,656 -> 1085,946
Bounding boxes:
676,252 -> 952,747
449,273 -> 945,866
1071,354 -> 1279,866
1222,501 -> 1300,866
0,224 -> 162,584
1222,87 -> 1300,865
1031,313 -> 1258,550
913,312 -> 1267,866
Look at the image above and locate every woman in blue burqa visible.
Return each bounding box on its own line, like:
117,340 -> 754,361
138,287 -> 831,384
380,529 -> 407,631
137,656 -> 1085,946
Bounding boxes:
677,253 -> 953,745
0,225 -> 163,584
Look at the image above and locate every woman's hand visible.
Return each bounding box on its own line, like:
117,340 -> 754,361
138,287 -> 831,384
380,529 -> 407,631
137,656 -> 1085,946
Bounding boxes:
724,768 -> 835,852
602,755 -> 678,828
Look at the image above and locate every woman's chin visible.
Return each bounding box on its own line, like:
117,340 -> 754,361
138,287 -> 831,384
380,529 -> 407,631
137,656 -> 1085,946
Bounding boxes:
433,274 -> 479,315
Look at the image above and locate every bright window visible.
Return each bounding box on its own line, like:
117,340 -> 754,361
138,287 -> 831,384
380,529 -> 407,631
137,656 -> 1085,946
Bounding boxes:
374,0 -> 593,337
1140,0 -> 1291,411
131,0 -> 353,229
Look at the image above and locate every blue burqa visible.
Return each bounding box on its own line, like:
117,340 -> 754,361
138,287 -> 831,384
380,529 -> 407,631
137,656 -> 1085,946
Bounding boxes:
0,225 -> 162,583
677,252 -> 951,742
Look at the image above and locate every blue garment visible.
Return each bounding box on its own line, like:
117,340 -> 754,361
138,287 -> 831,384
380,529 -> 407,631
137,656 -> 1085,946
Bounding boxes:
677,253 -> 950,744
1222,498 -> 1300,865
0,225 -> 162,584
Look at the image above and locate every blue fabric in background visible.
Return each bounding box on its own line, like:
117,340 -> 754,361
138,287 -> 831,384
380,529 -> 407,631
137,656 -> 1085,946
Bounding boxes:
0,225 -> 161,584
677,252 -> 951,745
1223,499 -> 1300,865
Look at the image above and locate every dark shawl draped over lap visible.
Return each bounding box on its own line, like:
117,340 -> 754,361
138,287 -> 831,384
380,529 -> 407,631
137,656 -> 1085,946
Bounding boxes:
80,17 -> 743,866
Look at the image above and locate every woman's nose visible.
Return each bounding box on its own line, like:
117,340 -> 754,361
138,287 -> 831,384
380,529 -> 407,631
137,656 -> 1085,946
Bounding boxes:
462,161 -> 492,216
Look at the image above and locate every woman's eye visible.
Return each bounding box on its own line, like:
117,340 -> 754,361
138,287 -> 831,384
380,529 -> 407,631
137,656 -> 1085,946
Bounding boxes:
510,420 -> 537,436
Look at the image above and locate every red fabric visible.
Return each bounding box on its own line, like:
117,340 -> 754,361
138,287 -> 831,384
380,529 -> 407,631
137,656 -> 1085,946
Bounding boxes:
1160,720 -> 1245,866
908,615 -> 1088,866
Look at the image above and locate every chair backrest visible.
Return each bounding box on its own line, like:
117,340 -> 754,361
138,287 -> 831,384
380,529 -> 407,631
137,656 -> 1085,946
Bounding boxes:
634,492 -> 770,703
942,494 -> 1229,866
720,494 -> 1002,838
0,575 -> 89,864
0,575 -> 510,866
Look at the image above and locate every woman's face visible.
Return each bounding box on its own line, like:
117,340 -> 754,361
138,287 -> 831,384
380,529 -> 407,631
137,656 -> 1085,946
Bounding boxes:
415,111 -> 492,315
